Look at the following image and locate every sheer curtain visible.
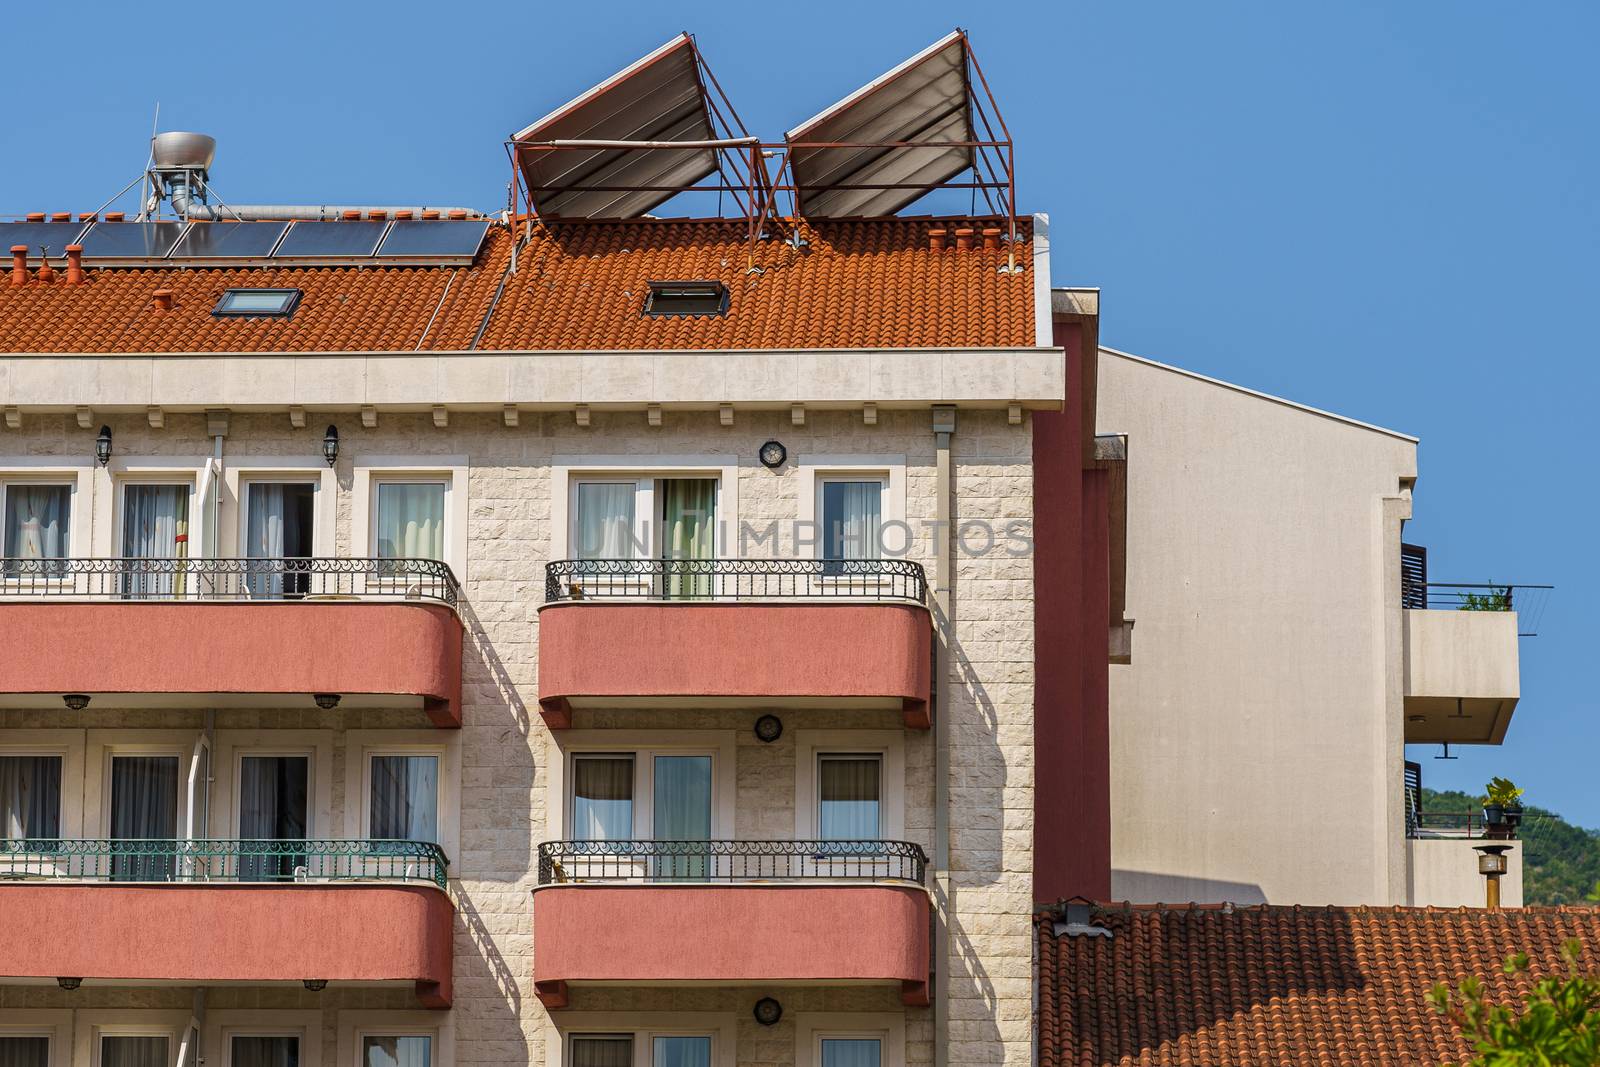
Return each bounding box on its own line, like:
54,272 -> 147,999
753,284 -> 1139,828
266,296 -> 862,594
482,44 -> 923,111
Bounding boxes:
652,756 -> 711,880
230,1037 -> 298,1067
0,755 -> 61,839
822,481 -> 883,561
819,756 -> 881,840
245,483 -> 286,598
572,757 -> 633,841
100,1037 -> 169,1067
0,1037 -> 49,1067
3,485 -> 70,565
109,755 -> 179,881
369,756 -> 438,842
569,1037 -> 631,1067
121,484 -> 188,598
653,1037 -> 711,1067
362,1037 -> 431,1067
239,756 -> 309,881
820,1038 -> 882,1067
662,479 -> 716,598
574,483 -> 637,559
376,484 -> 445,560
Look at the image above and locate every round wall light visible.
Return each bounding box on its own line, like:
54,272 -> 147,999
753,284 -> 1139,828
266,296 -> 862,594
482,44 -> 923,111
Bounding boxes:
57,977 -> 82,991
754,714 -> 783,744
752,997 -> 783,1027
303,979 -> 328,992
62,694 -> 91,711
758,440 -> 787,469
313,693 -> 342,710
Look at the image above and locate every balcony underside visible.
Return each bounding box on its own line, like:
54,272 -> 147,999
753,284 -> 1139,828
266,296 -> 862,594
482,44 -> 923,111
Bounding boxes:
537,602 -> 932,729
1403,609 -> 1521,744
0,602 -> 463,726
0,882 -> 453,1006
532,883 -> 930,1008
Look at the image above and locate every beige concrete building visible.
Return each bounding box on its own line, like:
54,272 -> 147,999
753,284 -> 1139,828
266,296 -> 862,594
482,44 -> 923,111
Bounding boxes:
1096,345 -> 1529,908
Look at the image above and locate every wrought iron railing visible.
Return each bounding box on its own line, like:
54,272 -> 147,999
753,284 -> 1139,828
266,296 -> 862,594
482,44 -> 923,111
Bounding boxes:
543,559 -> 927,604
537,839 -> 927,885
0,558 -> 458,608
0,838 -> 448,889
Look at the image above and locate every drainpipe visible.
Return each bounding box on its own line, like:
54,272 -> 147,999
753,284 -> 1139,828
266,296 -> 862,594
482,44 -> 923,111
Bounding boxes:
931,405 -> 956,1067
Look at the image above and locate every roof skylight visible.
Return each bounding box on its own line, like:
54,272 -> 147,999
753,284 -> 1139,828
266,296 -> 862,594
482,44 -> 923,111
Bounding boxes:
213,288 -> 302,318
643,280 -> 728,318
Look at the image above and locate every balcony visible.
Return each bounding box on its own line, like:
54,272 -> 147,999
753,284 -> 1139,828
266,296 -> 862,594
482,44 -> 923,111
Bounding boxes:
0,838 -> 453,1005
0,558 -> 463,726
531,839 -> 930,1009
537,559 -> 933,729
1399,545 -> 1547,745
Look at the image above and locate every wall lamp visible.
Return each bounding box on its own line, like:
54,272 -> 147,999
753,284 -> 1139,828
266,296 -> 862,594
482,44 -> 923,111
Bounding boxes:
303,979 -> 328,992
95,425 -> 113,467
322,425 -> 340,467
313,694 -> 341,710
57,977 -> 82,991
62,694 -> 91,711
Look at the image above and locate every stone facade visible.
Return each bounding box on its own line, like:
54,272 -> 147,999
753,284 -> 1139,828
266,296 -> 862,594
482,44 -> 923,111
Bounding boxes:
0,405 -> 1035,1066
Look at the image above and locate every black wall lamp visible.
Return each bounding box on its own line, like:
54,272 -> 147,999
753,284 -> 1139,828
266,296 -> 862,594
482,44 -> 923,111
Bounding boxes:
322,425 -> 340,467
62,694 -> 90,711
753,997 -> 782,1026
313,694 -> 341,710
95,425 -> 113,467
758,440 -> 786,469
754,715 -> 783,743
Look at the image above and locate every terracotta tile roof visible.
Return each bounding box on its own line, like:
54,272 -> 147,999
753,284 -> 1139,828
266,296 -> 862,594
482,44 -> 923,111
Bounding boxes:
1038,902 -> 1600,1067
0,218 -> 1033,353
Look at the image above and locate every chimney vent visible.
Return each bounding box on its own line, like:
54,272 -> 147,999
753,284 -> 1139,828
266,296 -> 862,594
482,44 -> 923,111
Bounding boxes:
928,228 -> 947,252
50,212 -> 70,223
104,212 -> 125,222
1474,843 -> 1513,908
25,213 -> 44,223
421,210 -> 440,220
9,245 -> 27,287
35,256 -> 55,283
152,288 -> 174,313
982,227 -> 1001,251
65,245 -> 84,286
955,227 -> 974,251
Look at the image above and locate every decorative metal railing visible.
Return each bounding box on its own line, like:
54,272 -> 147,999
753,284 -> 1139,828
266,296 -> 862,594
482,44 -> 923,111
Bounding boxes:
537,839 -> 927,885
0,558 -> 458,609
0,838 -> 448,890
1399,580 -> 1553,636
543,559 -> 927,604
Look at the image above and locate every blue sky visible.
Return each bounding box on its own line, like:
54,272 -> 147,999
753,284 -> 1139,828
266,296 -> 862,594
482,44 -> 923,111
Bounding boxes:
6,3 -> 1596,820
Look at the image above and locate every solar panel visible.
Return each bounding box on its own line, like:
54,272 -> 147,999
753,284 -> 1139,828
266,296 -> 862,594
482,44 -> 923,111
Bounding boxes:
78,221 -> 189,260
0,222 -> 93,260
272,220 -> 389,259
172,221 -> 290,259
376,220 -> 492,259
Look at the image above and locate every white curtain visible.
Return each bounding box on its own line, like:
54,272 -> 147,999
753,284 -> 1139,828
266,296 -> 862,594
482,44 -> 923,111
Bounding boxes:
362,1037 -> 430,1067
821,1039 -> 882,1067
230,1037 -> 298,1067
109,755 -> 179,881
822,481 -> 882,560
574,483 -> 636,559
122,484 -> 188,597
3,485 -> 69,560
239,756 -> 308,880
101,1037 -> 169,1067
0,1037 -> 49,1067
369,756 -> 438,842
653,1037 -> 711,1067
376,484 -> 445,561
569,1037 -> 631,1067
246,483 -> 287,598
0,755 -> 61,839
819,756 -> 881,840
572,757 -> 633,841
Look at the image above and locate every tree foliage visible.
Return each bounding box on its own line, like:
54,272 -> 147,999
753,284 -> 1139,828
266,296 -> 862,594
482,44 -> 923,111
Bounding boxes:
1429,941 -> 1600,1066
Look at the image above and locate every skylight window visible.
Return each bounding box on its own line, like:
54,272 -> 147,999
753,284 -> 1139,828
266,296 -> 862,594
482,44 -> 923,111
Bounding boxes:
213,288 -> 303,318
643,280 -> 728,318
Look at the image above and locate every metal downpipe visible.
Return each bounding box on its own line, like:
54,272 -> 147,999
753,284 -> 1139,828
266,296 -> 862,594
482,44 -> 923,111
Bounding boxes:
931,404 -> 956,1067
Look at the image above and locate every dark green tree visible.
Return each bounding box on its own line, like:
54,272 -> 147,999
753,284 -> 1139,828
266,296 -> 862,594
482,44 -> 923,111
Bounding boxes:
1429,941 -> 1600,1065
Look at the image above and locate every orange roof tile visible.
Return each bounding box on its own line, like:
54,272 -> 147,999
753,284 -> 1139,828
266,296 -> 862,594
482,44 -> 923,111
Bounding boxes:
1039,902 -> 1600,1067
0,218 -> 1033,353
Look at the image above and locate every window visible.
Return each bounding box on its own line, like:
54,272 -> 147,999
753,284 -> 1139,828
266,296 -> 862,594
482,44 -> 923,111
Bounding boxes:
100,1036 -> 169,1067
572,482 -> 637,560
651,1037 -> 711,1067
569,478 -> 718,563
237,755 -> 309,881
229,1036 -> 299,1067
818,1037 -> 881,1067
2,483 -> 71,570
120,483 -> 191,598
642,281 -> 727,318
819,478 -> 884,562
361,1036 -> 430,1067
369,755 -> 438,843
571,755 -> 633,841
0,1036 -> 49,1067
374,482 -> 446,563
818,755 -> 881,840
244,482 -> 316,597
213,289 -> 302,318
108,754 -> 180,880
567,1033 -> 713,1067
569,1036 -> 631,1067
0,755 -> 62,839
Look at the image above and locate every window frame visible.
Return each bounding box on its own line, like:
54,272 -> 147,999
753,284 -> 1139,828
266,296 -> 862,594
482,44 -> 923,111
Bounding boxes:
212,288 -> 303,319
0,459 -> 93,564
114,477 -> 197,560
551,457 -> 739,564
99,745 -> 189,844
550,732 -> 735,843
547,1014 -> 734,1067
203,1012 -> 321,1067
210,730 -> 333,840
794,731 -> 906,841
0,479 -> 75,565
795,456 -> 908,560
0,1012 -> 69,1067
642,280 -> 729,318
793,1015 -> 904,1067
351,458 -> 467,584
343,731 -> 458,864
816,752 -> 885,840
231,748 -> 316,840
815,474 -> 889,562
336,1011 -> 449,1067
92,1028 -> 180,1067
0,749 -> 66,840
562,747 -> 722,842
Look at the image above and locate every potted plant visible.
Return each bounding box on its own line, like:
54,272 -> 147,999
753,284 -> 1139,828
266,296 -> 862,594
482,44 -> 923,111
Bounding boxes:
1483,777 -> 1525,834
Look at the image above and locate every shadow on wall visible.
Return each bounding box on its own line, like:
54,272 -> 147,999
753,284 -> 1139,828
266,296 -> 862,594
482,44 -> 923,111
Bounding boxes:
1110,870 -> 1268,907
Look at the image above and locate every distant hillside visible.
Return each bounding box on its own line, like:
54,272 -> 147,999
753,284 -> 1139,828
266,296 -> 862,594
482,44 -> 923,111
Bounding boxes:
1423,788 -> 1600,906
